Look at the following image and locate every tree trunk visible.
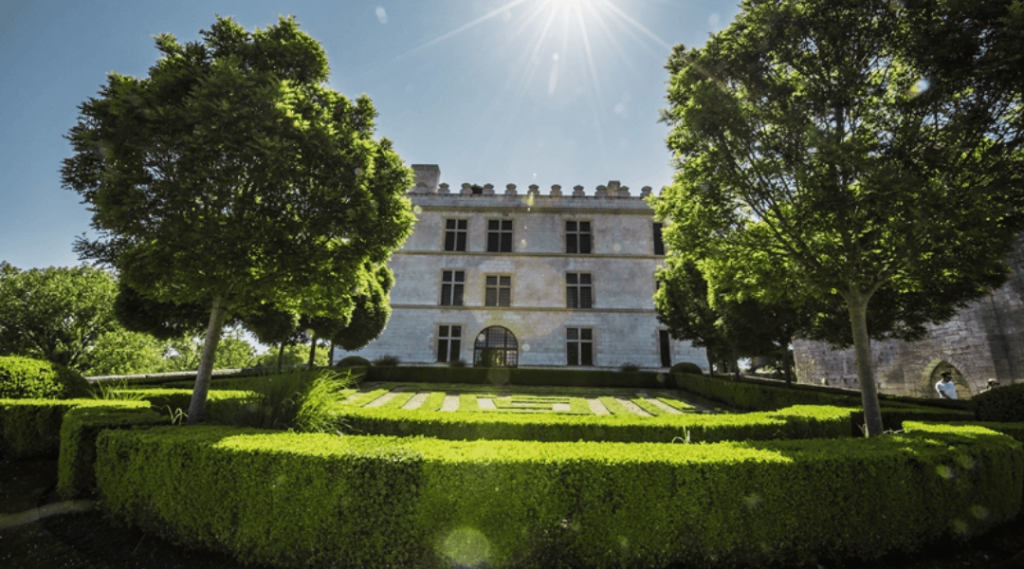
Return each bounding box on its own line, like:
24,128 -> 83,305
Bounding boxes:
328,341 -> 335,367
276,343 -> 284,373
782,343 -> 794,387
187,297 -> 228,425
705,346 -> 715,376
307,332 -> 318,369
846,288 -> 884,437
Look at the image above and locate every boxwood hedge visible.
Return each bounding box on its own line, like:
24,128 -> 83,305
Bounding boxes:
0,398 -> 150,459
57,405 -> 166,498
95,423 -> 1022,569
337,405 -> 852,443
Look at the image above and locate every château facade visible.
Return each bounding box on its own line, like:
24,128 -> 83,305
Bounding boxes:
333,164 -> 706,370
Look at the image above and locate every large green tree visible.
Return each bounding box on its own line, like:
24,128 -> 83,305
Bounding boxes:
62,16 -> 415,423
654,0 -> 1024,435
0,263 -> 121,370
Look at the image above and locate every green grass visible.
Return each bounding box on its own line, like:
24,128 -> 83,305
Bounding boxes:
341,382 -> 717,417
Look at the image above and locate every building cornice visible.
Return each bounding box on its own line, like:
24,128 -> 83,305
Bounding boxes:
390,304 -> 658,314
394,251 -> 666,260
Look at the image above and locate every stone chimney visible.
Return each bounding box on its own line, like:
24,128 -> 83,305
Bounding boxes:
410,164 -> 440,193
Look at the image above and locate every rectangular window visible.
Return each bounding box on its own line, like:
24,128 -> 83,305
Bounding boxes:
566,273 -> 593,309
487,219 -> 513,252
565,221 -> 592,254
437,325 -> 462,363
444,219 -> 467,252
653,223 -> 665,255
484,275 -> 511,307
567,328 -> 594,366
440,270 -> 464,306
659,329 -> 672,368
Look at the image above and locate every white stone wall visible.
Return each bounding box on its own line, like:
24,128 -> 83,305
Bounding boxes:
334,168 -> 705,371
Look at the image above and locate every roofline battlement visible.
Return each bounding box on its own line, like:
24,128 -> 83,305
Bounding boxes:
409,164 -> 657,200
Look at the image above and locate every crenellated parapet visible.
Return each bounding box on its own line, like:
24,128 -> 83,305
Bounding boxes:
409,164 -> 657,202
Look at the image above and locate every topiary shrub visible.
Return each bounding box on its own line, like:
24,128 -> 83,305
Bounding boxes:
619,362 -> 640,372
448,359 -> 467,368
373,355 -> 400,367
336,356 -> 370,368
0,355 -> 91,399
972,382 -> 1024,422
670,362 -> 703,376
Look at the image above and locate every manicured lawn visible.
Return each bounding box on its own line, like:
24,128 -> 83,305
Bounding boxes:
340,382 -> 729,416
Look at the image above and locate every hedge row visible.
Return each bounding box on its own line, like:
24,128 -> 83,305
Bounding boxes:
676,374 -> 974,433
95,423 -> 1022,569
0,398 -> 151,459
971,383 -> 1024,422
365,366 -> 677,389
338,405 -> 852,443
58,405 -> 165,498
0,355 -> 91,399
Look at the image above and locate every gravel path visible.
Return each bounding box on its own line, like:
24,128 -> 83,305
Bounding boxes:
615,396 -> 652,417
402,391 -> 430,410
440,394 -> 460,412
586,398 -> 610,415
363,386 -> 405,408
637,392 -> 682,415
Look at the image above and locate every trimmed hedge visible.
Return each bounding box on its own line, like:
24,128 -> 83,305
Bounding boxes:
971,382 -> 1024,422
58,405 -> 165,498
0,355 -> 91,399
0,398 -> 150,459
95,423 -> 1022,569
366,365 -> 675,388
338,405 -> 852,443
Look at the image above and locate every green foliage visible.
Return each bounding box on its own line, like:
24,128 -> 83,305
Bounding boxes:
0,263 -> 121,370
336,355 -> 370,368
655,0 -> 1024,436
94,423 -> 1022,568
971,383 -> 1024,422
252,342 -> 329,370
373,355 -> 400,366
203,369 -> 352,431
161,329 -> 257,372
0,355 -> 91,400
58,405 -> 165,498
334,404 -> 851,443
84,328 -> 170,376
618,362 -> 640,372
670,362 -> 703,375
61,15 -> 416,423
0,398 -> 149,459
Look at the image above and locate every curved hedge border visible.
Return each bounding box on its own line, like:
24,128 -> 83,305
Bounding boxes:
338,405 -> 852,443
58,405 -> 166,498
96,423 -> 1022,569
0,398 -> 150,459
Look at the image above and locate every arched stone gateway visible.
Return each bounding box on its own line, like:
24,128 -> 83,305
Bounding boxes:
474,326 -> 518,368
920,358 -> 973,399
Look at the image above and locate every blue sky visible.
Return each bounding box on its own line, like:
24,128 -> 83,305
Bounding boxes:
0,0 -> 742,270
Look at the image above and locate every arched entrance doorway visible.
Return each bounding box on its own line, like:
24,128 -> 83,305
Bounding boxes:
474,326 -> 518,368
920,359 -> 971,399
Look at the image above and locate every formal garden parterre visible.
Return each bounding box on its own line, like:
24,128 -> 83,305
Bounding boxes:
2,358 -> 1023,569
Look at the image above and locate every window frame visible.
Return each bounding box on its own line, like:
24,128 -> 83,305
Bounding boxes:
439,270 -> 465,306
437,324 -> 463,363
565,220 -> 592,254
444,219 -> 468,252
566,327 -> 594,366
484,274 -> 512,307
653,222 -> 665,256
486,219 -> 514,253
565,272 -> 593,309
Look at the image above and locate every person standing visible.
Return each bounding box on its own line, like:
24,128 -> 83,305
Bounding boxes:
935,371 -> 958,400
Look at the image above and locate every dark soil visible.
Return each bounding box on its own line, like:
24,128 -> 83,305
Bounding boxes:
4,459 -> 1024,569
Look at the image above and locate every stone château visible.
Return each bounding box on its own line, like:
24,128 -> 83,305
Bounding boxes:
333,164 -> 706,370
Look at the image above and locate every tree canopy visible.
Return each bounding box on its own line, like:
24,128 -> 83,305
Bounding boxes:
61,16 -> 416,422
0,263 -> 121,370
654,0 -> 1024,435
